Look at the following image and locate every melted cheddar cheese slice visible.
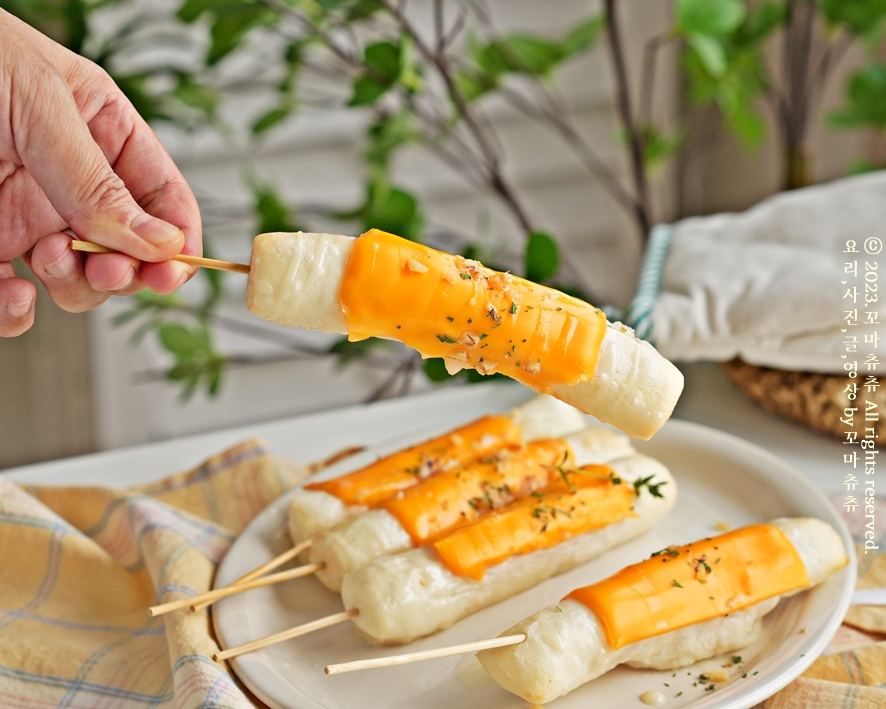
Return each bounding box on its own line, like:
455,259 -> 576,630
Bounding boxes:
433,467 -> 634,580
338,229 -> 607,391
381,438 -> 571,545
305,415 -> 520,507
567,524 -> 811,650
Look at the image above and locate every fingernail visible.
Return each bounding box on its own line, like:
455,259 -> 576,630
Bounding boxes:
131,213 -> 184,247
43,250 -> 78,280
109,265 -> 137,292
7,298 -> 32,319
171,262 -> 192,289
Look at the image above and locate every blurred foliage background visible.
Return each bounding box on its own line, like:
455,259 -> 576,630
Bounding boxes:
3,0 -> 886,400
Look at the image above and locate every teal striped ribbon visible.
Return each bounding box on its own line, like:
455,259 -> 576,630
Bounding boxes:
618,223 -> 673,343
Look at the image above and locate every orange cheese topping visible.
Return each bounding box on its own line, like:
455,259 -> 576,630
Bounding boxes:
566,524 -> 811,650
305,415 -> 520,507
433,467 -> 634,580
338,229 -> 608,392
381,438 -> 572,545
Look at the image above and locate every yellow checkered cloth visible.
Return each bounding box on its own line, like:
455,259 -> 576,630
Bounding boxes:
0,439 -> 883,708
0,439 -> 301,709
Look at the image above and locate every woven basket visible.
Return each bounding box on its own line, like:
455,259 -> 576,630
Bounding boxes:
722,359 -> 884,441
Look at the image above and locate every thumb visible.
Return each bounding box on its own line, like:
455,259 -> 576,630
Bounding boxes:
13,61 -> 185,261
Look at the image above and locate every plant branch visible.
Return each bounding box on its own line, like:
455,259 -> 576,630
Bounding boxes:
603,0 -> 651,237
639,32 -> 671,125
433,0 -> 445,54
792,1 -> 816,144
810,28 -> 854,114
780,0 -> 818,188
491,81 -> 640,215
441,7 -> 468,49
454,0 -> 643,227
378,0 -> 536,234
364,353 -> 421,402
261,0 -> 361,67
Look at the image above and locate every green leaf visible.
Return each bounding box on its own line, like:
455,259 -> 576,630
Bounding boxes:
315,0 -> 358,8
337,175 -> 424,241
467,18 -> 601,85
470,33 -> 509,79
155,320 -> 226,399
688,34 -> 727,76
329,337 -> 387,367
348,40 -> 404,106
278,40 -> 304,93
208,370 -> 222,396
177,0 -> 219,23
348,76 -> 392,106
198,241 -> 224,312
346,0 -> 384,20
110,308 -> 145,327
365,111 -> 416,167
422,358 -> 508,384
365,187 -> 424,241
112,74 -> 171,124
819,0 -> 886,38
560,15 -> 605,57
1,1 -> 81,49
639,124 -> 683,172
462,368 -> 508,383
423,358 -> 452,382
364,41 -> 401,81
129,319 -> 160,346
134,290 -> 182,308
453,70 -> 497,102
847,157 -> 882,175
524,231 -> 560,283
207,4 -> 277,65
737,1 -> 786,44
171,75 -> 219,121
676,0 -> 746,35
485,36 -> 564,76
252,106 -> 292,135
682,37 -> 769,146
829,63 -> 886,129
725,102 -> 766,145
158,323 -> 204,358
251,182 -> 302,233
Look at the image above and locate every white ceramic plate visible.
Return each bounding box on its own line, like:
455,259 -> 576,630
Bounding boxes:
213,414 -> 856,709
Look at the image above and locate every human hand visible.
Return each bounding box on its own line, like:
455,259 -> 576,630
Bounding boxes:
0,9 -> 202,336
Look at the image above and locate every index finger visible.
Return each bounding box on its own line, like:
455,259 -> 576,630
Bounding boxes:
83,85 -> 203,293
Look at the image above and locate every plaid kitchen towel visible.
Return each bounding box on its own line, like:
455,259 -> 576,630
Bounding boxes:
0,439 -> 303,709
0,439 -> 884,708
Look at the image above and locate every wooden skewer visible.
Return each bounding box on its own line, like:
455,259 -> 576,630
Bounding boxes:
306,445 -> 366,474
191,539 -> 314,613
213,608 -> 359,662
71,240 -> 250,274
324,633 -> 526,675
148,563 -> 323,618
191,444 -> 365,613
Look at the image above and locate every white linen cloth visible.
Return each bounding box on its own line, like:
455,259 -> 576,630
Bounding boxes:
651,171 -> 886,373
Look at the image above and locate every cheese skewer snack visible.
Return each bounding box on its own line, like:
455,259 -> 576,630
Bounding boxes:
214,456 -> 673,662
477,518 -> 848,704
247,230 -> 684,440
288,395 -> 593,546
340,454 -> 676,645
312,427 -> 636,592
